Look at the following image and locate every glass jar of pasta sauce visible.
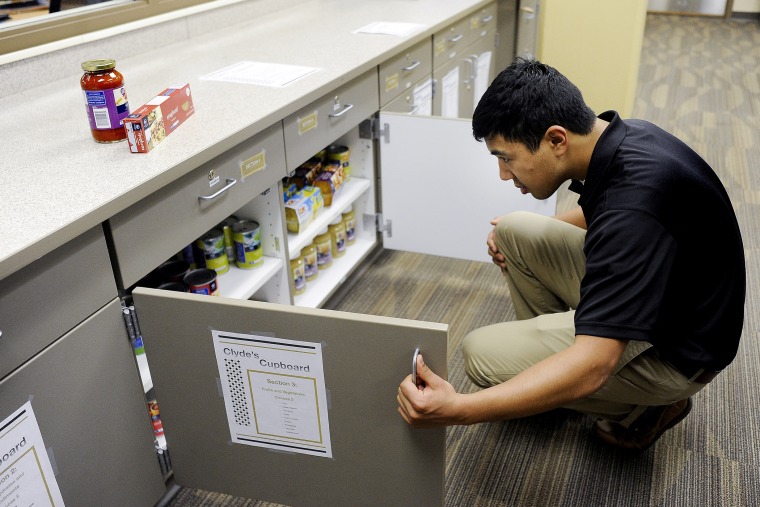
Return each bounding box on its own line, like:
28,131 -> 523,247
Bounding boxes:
80,59 -> 130,143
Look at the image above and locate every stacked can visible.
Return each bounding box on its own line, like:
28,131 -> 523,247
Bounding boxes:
196,229 -> 229,275
232,220 -> 264,269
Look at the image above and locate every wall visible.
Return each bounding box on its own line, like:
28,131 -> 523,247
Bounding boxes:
733,0 -> 760,13
537,0 -> 648,118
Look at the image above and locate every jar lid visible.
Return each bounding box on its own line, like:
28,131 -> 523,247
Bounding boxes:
81,59 -> 116,72
329,216 -> 343,225
342,205 -> 353,213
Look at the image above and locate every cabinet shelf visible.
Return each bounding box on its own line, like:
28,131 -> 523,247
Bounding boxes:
287,177 -> 372,257
293,236 -> 376,308
216,256 -> 284,300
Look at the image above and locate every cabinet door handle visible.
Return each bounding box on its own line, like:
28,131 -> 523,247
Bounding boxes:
198,177 -> 237,201
328,103 -> 354,118
402,61 -> 421,72
482,15 -> 494,23
449,34 -> 464,43
520,7 -> 535,14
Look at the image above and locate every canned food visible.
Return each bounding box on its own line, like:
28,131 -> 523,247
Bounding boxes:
315,227 -> 333,270
157,281 -> 188,292
218,216 -> 238,264
232,220 -> 264,269
157,259 -> 190,283
342,205 -> 356,245
290,250 -> 306,295
327,144 -> 350,180
196,229 -> 229,275
302,242 -> 318,281
184,268 -> 219,296
329,215 -> 346,258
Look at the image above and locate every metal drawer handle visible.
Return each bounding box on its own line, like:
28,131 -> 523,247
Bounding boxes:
482,15 -> 494,23
402,61 -> 421,72
520,6 -> 535,14
328,103 -> 354,118
449,34 -> 464,43
198,177 -> 237,201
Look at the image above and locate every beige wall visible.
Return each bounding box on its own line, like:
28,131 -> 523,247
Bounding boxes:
732,0 -> 760,12
537,0 -> 648,118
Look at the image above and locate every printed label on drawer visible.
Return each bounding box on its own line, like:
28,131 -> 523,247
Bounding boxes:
241,150 -> 267,178
435,40 -> 445,55
471,16 -> 480,30
298,111 -> 318,135
209,174 -> 221,187
385,73 -> 399,92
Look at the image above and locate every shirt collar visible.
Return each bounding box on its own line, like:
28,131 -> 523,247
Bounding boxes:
576,110 -> 627,206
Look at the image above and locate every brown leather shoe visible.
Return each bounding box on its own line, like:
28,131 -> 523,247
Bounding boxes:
593,398 -> 692,451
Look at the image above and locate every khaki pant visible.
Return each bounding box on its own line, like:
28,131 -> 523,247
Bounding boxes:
462,212 -> 710,425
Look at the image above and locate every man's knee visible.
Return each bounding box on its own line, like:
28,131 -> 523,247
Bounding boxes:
462,326 -> 519,388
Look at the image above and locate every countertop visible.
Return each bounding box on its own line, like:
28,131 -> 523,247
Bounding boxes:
0,0 -> 491,282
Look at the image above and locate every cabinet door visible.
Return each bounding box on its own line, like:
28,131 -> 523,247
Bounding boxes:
377,112 -> 556,263
0,299 -> 165,506
132,288 -> 447,507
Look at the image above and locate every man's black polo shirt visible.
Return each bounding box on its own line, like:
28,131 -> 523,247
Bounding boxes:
573,111 -> 745,374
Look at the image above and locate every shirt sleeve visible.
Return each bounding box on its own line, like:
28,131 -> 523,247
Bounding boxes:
574,209 -> 677,341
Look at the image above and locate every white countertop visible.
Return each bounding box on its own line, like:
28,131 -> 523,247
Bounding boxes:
0,0 -> 491,282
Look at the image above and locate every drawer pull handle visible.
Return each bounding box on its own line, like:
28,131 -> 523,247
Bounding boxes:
520,6 -> 535,14
449,34 -> 464,43
328,103 -> 354,118
402,61 -> 421,72
198,177 -> 237,201
482,15 -> 494,23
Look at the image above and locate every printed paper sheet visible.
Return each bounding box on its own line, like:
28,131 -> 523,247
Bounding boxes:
212,330 -> 332,458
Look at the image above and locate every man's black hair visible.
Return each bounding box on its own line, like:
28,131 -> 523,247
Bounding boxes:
472,58 -> 597,152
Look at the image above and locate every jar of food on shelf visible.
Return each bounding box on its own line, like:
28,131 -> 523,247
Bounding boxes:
80,59 -> 130,143
314,228 -> 333,270
342,205 -> 356,246
302,242 -> 318,281
328,216 -> 347,258
290,250 -> 306,295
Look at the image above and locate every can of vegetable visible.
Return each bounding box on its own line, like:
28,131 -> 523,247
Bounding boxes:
184,268 -> 219,296
196,228 -> 229,275
232,220 -> 264,269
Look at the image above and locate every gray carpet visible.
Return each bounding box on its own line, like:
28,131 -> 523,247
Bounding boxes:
168,14 -> 760,507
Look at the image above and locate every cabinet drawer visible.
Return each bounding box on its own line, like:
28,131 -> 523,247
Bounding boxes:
0,226 -> 116,380
0,299 -> 166,506
382,76 -> 433,115
109,122 -> 287,288
283,69 -> 379,171
468,2 -> 498,42
378,39 -> 432,107
433,16 -> 474,69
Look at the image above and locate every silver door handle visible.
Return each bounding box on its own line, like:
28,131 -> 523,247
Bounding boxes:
449,34 -> 464,43
520,7 -> 535,14
482,15 -> 494,23
402,61 -> 421,72
198,177 -> 237,201
328,103 -> 354,118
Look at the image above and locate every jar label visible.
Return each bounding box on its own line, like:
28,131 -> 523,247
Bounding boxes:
83,86 -> 130,130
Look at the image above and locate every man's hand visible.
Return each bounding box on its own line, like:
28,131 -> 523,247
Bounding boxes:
397,353 -> 463,428
487,217 -> 507,269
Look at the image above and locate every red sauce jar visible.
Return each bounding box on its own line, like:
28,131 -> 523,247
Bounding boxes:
80,59 -> 130,143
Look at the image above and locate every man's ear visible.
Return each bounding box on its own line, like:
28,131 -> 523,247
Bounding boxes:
545,125 -> 568,154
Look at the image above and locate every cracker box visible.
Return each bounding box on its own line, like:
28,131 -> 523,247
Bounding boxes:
124,83 -> 195,153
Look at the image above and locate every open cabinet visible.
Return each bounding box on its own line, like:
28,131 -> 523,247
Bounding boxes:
131,288 -> 448,506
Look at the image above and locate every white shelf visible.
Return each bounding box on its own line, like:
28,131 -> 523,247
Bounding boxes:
288,177 -> 372,257
293,236 -> 376,308
217,256 -> 283,299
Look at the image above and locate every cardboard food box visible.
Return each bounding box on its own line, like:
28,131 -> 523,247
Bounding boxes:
124,83 -> 194,153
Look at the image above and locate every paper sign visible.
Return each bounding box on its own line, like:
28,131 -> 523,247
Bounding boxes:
412,78 -> 433,116
354,22 -> 426,37
212,330 -> 332,458
441,67 -> 460,118
0,402 -> 65,507
201,61 -> 320,88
